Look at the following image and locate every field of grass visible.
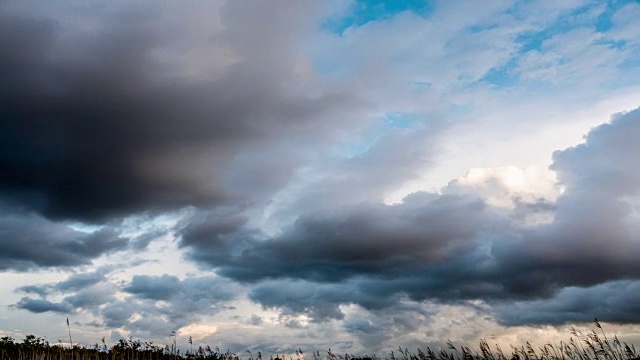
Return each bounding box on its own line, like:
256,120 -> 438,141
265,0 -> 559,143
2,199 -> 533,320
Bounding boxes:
1,320 -> 638,360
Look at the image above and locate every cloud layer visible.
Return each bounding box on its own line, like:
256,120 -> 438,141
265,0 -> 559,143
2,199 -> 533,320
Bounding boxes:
2,0 -> 640,353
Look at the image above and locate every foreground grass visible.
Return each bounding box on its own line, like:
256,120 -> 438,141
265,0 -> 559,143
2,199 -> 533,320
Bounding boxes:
1,321 -> 638,360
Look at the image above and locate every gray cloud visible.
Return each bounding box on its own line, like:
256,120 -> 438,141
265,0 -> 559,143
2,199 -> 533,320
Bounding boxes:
180,107 -> 640,327
16,285 -> 50,297
124,274 -> 181,301
123,274 -> 237,304
101,301 -> 137,329
0,1 -> 365,223
182,193 -> 488,283
16,269 -> 109,297
64,284 -> 116,309
111,274 -> 241,338
55,270 -> 109,292
15,272 -> 241,338
495,280 -> 640,326
0,213 -> 128,271
13,269 -> 117,318
249,314 -> 263,326
15,297 -> 72,314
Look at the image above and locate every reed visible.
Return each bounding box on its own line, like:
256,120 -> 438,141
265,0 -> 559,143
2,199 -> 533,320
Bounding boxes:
1,320 -> 638,360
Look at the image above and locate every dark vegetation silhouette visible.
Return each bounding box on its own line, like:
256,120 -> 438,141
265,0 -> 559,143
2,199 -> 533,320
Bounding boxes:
1,320 -> 638,360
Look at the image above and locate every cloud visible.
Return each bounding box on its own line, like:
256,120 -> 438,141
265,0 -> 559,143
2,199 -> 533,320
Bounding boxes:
249,314 -> 263,326
0,1 -> 365,223
495,280 -> 640,326
491,107 -> 640,294
16,268 -> 110,297
15,272 -> 241,338
180,106 -> 640,327
55,270 -> 109,292
15,297 -> 72,314
3,0 -> 640,351
101,301 -> 137,329
181,192 -> 488,283
113,274 -> 241,337
124,274 -> 181,301
64,283 -> 117,309
0,213 -> 128,271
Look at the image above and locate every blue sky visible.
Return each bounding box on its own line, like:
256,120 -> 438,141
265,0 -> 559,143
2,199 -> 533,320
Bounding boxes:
1,0 -> 640,355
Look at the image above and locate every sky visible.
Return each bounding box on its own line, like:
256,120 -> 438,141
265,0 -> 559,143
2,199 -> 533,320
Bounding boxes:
2,0 -> 640,355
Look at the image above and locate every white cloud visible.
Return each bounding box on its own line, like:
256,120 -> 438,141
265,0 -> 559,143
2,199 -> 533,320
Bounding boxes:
446,165 -> 559,208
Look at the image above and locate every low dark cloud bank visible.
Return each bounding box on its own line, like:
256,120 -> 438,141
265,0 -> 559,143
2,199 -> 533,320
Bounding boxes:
181,193 -> 488,283
180,107 -> 640,325
496,280 -> 640,326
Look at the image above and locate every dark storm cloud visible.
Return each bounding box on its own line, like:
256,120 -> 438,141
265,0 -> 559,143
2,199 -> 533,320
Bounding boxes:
0,213 -> 128,271
181,193 -> 488,283
0,1 -> 364,223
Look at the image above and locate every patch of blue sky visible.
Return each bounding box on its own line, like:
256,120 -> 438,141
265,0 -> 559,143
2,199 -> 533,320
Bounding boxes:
337,124 -> 386,157
410,80 -> 432,89
66,222 -> 103,233
336,112 -> 425,158
480,59 -> 520,87
341,140 -> 375,157
595,37 -> 627,50
383,111 -> 423,129
618,53 -> 640,75
321,0 -> 433,35
482,2 -> 620,88
515,2 -> 605,53
595,0 -> 638,33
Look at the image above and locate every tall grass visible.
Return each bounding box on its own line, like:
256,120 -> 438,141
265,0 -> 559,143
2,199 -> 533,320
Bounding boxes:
1,320 -> 638,360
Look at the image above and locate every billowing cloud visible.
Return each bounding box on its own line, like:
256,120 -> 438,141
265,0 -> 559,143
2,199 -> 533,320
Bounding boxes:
492,107 -> 640,295
181,192 -> 488,283
179,107 -> 640,326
